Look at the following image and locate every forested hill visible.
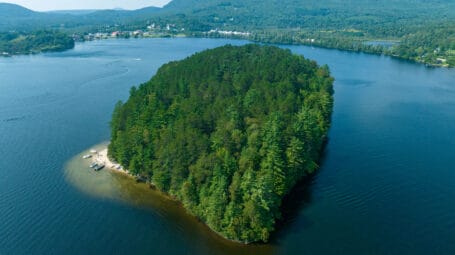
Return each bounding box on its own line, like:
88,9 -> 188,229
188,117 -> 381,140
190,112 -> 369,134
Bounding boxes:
158,0 -> 455,66
108,44 -> 334,243
0,31 -> 74,55
0,3 -> 160,32
2,0 -> 453,34
1,1 -> 453,64
162,0 -> 454,32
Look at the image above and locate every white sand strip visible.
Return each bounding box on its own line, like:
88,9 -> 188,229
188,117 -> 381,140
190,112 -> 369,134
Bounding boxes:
92,147 -> 130,175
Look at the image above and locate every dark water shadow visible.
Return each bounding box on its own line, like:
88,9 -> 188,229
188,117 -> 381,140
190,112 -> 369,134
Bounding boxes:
269,139 -> 330,243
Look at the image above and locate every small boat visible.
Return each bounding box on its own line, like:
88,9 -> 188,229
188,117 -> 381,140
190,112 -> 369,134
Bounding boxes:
82,154 -> 92,159
90,149 -> 97,154
94,164 -> 105,171
89,162 -> 98,168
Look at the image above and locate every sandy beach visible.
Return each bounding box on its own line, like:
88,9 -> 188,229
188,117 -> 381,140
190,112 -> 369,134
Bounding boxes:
90,147 -> 130,175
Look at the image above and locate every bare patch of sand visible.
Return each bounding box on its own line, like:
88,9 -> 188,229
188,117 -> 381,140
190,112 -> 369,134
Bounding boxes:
91,147 -> 130,175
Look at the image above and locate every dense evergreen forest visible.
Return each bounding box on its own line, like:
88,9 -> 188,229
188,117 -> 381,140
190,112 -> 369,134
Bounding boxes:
0,31 -> 74,55
108,45 -> 334,242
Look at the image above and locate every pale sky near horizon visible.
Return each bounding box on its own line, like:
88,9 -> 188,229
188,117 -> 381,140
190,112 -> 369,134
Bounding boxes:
1,0 -> 173,11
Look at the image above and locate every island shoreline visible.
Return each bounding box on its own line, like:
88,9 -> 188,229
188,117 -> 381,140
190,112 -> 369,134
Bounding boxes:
83,143 -> 256,245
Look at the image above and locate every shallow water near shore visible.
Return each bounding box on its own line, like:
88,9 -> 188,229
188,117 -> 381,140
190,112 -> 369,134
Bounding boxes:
1,38 -> 455,254
65,143 -> 275,254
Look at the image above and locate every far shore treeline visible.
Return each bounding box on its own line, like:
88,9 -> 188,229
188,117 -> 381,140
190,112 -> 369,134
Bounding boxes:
108,44 -> 334,243
0,31 -> 74,55
0,1 -> 454,66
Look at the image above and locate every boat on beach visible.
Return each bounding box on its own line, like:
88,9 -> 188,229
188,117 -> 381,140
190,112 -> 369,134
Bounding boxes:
94,164 -> 105,171
82,154 -> 92,159
89,162 -> 98,168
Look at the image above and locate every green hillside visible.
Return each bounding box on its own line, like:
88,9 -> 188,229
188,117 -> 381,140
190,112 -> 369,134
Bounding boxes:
0,30 -> 74,55
157,0 -> 455,66
1,0 -> 453,64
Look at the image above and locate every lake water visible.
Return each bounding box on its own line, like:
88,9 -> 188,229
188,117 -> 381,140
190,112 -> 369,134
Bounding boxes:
1,38 -> 454,254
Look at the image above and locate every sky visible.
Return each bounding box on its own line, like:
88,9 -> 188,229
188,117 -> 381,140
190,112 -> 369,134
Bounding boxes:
1,0 -> 173,11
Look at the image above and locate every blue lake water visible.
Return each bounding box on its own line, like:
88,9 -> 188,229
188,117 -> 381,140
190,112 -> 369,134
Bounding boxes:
1,38 -> 454,254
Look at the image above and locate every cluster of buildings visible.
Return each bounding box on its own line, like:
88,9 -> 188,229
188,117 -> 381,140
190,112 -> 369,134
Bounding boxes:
207,29 -> 251,37
70,23 -> 253,43
73,30 -> 147,41
73,23 -> 185,42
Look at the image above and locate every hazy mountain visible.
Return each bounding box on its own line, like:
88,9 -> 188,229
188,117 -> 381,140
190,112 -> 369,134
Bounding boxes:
0,3 -> 35,17
0,2 -> 160,31
0,3 -> 62,31
47,10 -> 100,15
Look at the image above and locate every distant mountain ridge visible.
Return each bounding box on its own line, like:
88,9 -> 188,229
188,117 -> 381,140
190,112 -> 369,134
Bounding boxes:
0,3 -> 40,19
46,10 -> 100,15
1,1 -> 454,32
0,2 -> 33,15
0,2 -> 161,31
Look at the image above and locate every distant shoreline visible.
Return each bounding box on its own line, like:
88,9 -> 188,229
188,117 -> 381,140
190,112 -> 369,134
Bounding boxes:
2,35 -> 451,68
79,36 -> 453,68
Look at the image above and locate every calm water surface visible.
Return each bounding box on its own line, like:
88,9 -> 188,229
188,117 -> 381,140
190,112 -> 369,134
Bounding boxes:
1,38 -> 454,254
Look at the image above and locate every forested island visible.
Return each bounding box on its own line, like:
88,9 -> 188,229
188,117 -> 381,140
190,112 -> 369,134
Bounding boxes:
0,30 -> 74,56
108,44 -> 334,243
